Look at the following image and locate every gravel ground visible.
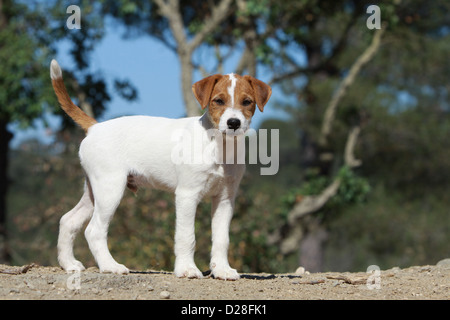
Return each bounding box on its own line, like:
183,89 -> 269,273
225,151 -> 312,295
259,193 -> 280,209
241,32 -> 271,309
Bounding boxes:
1,260 -> 449,300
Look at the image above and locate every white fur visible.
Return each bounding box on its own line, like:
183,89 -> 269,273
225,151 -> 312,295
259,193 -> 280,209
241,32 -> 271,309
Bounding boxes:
58,113 -> 246,280
50,59 -> 62,80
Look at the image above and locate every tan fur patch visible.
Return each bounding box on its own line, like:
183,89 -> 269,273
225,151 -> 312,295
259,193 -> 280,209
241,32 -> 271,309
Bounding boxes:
207,76 -> 232,128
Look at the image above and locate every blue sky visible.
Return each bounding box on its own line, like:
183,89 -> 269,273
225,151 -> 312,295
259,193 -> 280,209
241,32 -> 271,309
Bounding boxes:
10,23 -> 290,148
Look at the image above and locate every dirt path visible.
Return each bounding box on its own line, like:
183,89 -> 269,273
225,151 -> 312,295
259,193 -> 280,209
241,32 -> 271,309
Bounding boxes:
0,263 -> 449,300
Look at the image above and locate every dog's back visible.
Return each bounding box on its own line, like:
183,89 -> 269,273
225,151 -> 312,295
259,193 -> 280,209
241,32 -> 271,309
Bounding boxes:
80,115 -> 203,192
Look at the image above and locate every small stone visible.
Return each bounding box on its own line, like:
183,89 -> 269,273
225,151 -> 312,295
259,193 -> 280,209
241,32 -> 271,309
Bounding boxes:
160,290 -> 170,299
25,281 -> 35,289
419,266 -> 431,272
387,267 -> 401,273
436,258 -> 450,268
295,267 -> 306,275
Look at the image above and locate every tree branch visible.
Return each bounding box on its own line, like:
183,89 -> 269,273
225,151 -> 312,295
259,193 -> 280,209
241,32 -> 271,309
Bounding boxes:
154,0 -> 234,116
155,0 -> 233,55
344,126 -> 362,168
319,25 -> 385,147
268,122 -> 363,253
269,13 -> 359,86
235,46 -> 255,75
267,179 -> 340,253
153,0 -> 188,52
188,0 -> 233,52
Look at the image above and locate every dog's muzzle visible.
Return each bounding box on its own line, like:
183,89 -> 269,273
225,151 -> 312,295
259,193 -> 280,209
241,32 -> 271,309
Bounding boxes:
227,118 -> 241,131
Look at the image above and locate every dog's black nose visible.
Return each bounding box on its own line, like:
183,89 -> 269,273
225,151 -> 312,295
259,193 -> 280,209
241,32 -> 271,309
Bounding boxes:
227,118 -> 241,130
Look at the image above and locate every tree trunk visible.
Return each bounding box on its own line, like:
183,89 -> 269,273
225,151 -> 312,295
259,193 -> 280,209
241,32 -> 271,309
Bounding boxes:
0,119 -> 12,264
299,217 -> 328,272
180,53 -> 201,117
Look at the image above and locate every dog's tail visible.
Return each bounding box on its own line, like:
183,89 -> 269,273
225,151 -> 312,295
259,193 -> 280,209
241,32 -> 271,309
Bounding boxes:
50,59 -> 97,133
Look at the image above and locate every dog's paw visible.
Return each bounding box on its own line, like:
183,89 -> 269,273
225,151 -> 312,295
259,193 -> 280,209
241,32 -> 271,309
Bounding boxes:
61,260 -> 86,273
175,265 -> 204,279
211,266 -> 240,281
99,262 -> 129,274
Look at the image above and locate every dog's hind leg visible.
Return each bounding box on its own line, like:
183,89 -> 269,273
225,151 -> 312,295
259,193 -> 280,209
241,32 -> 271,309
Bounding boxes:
58,180 -> 94,272
84,174 -> 129,274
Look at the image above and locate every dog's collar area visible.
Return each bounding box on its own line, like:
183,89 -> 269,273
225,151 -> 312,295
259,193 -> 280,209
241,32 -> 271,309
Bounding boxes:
200,112 -> 215,130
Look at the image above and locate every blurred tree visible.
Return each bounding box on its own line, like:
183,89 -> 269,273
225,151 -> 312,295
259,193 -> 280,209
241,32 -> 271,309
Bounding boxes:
264,0 -> 450,270
0,0 -> 136,263
100,0 -> 280,115
100,0 -> 235,116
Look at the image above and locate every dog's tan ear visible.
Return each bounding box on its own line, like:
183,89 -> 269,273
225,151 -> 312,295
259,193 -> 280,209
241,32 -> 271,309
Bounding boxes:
243,76 -> 272,112
192,74 -> 223,109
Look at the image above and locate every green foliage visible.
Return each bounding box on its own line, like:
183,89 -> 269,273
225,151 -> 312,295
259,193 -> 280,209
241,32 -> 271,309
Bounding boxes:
237,0 -> 270,17
0,8 -> 57,126
0,0 -> 137,129
335,166 -> 371,206
281,166 -> 371,221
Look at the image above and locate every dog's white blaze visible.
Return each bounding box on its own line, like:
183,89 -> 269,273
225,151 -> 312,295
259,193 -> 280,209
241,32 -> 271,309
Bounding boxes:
227,73 -> 237,107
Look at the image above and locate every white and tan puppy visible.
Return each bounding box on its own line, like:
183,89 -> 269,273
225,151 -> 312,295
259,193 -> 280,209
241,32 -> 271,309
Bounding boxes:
51,59 -> 271,280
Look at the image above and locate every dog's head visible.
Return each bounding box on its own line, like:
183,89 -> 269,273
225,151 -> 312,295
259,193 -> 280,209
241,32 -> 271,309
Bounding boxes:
192,73 -> 272,135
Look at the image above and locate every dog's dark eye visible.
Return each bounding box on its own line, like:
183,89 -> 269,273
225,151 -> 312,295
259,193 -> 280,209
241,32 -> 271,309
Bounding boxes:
214,98 -> 225,106
242,99 -> 252,106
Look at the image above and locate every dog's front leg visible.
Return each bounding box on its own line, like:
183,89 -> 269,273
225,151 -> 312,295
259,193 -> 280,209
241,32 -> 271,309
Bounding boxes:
210,195 -> 240,280
173,190 -> 203,278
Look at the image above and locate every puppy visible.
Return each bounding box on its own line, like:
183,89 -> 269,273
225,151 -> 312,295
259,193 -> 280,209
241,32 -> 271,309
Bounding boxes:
51,59 -> 271,280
